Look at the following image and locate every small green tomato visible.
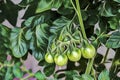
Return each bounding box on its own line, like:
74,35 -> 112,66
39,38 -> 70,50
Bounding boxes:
54,54 -> 68,66
81,44 -> 96,59
45,53 -> 54,63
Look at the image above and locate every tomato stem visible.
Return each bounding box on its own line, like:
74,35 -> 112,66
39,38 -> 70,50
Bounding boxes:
85,58 -> 94,74
75,0 -> 87,40
0,62 -> 14,70
20,66 -> 35,80
91,67 -> 97,80
101,48 -> 110,63
21,73 -> 34,80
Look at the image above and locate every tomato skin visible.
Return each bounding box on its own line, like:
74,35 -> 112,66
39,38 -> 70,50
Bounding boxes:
54,54 -> 68,66
81,44 -> 96,59
45,53 -> 54,63
67,49 -> 81,62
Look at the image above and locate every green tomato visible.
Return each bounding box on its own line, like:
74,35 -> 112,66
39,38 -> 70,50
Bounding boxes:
54,54 -> 68,66
81,44 -> 96,59
45,53 -> 54,63
67,49 -> 81,62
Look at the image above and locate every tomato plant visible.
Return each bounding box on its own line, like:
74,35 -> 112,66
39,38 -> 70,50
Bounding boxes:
0,0 -> 120,80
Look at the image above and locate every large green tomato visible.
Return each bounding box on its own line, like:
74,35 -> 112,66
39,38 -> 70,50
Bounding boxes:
45,53 -> 54,63
67,49 -> 81,62
81,44 -> 96,59
54,54 -> 68,66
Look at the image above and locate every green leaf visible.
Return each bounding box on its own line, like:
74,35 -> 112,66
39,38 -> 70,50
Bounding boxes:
98,18 -> 108,33
23,12 -> 53,27
113,0 -> 120,3
0,24 -> 11,48
0,24 -> 10,38
98,34 -> 107,44
24,15 -> 45,27
56,73 -> 65,79
73,76 -> 82,80
50,17 -> 71,34
98,70 -> 110,80
95,28 -> 101,36
35,23 -> 49,49
36,0 -> 62,13
106,31 -> 120,48
57,7 -> 74,15
53,17 -> 70,27
87,15 -> 98,25
0,0 -> 21,26
29,23 -> 49,60
36,0 -> 52,13
43,64 -> 55,77
52,0 -> 62,10
63,0 -> 72,9
24,16 -> 35,27
5,66 -> 13,80
25,29 -> 33,40
0,53 -> 7,63
0,25 -> 11,61
99,3 -> 115,17
10,27 -> 28,58
57,0 -> 73,15
0,68 -> 6,78
65,70 -> 79,80
108,17 -> 119,29
35,71 -> 46,80
81,10 -> 88,21
32,50 -> 44,61
78,74 -> 94,80
19,0 -> 34,7
13,62 -> 23,78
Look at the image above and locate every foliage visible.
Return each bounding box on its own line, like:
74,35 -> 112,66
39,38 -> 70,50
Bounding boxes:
0,0 -> 120,80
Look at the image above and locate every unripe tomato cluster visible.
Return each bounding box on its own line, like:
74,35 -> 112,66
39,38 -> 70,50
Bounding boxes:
45,27 -> 96,66
45,44 -> 96,66
45,48 -> 81,66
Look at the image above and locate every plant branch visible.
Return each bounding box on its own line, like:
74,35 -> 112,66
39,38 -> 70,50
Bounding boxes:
70,0 -> 79,15
91,67 -> 97,80
85,58 -> 94,74
0,62 -> 14,70
20,66 -> 34,80
75,0 -> 87,40
20,73 -> 34,80
102,48 -> 110,63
